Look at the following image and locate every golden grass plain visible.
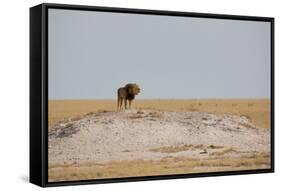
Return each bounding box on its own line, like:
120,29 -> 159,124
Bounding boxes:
48,153 -> 270,182
48,99 -> 270,129
48,99 -> 271,181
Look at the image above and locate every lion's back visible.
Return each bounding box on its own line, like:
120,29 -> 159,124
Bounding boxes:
117,87 -> 127,98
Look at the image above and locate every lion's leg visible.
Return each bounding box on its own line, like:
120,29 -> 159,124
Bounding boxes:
120,99 -> 123,110
117,97 -> 120,111
129,100 -> 132,109
119,98 -> 122,110
125,99 -> 127,109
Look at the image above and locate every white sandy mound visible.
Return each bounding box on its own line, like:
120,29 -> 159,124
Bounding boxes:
48,109 -> 270,165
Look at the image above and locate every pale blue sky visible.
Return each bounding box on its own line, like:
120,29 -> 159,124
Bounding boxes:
48,9 -> 271,100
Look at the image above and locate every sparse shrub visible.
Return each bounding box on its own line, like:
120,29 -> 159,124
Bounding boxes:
148,111 -> 162,118
65,123 -> 73,128
189,108 -> 198,112
210,148 -> 236,156
193,144 -> 204,149
72,116 -> 83,121
96,172 -> 103,177
98,109 -> 110,113
240,114 -> 251,120
85,112 -> 95,116
70,172 -> 77,177
137,110 -> 144,114
209,145 -> 224,149
239,122 -> 254,128
128,115 -> 143,119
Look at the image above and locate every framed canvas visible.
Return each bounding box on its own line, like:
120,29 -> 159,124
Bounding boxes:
30,3 -> 274,187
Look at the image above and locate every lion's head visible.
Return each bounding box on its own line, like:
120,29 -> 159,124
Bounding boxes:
125,83 -> 141,95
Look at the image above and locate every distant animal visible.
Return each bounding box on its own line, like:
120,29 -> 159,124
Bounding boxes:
117,83 -> 141,110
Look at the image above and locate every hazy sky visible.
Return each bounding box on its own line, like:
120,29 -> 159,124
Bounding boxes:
48,9 -> 271,100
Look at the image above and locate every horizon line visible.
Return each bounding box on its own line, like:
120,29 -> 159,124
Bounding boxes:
48,98 -> 271,101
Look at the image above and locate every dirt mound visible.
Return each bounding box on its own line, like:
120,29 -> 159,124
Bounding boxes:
48,109 -> 270,165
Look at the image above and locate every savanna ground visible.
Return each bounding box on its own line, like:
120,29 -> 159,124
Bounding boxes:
48,99 -> 271,182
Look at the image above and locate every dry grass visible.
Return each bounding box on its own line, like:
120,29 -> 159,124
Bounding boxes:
150,144 -> 205,153
150,144 -> 226,153
210,148 -> 237,156
48,99 -> 270,130
150,145 -> 194,153
148,111 -> 163,118
48,153 -> 270,182
128,115 -> 144,119
208,145 -> 224,149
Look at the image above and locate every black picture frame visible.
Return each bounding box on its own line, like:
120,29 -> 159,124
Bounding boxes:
30,3 -> 275,187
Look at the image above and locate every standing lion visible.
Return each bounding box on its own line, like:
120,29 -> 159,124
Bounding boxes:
117,83 -> 141,110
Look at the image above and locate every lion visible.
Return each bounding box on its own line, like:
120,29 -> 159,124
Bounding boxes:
117,83 -> 141,110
